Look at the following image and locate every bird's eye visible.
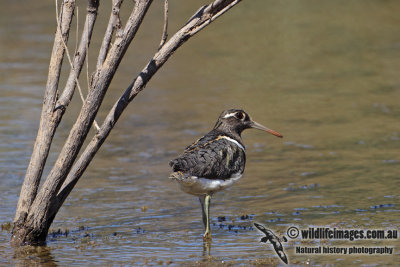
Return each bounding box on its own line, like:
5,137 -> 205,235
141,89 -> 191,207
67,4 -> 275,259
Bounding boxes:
235,112 -> 244,120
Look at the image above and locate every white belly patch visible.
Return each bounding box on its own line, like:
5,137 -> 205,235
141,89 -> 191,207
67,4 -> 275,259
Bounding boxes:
174,172 -> 243,196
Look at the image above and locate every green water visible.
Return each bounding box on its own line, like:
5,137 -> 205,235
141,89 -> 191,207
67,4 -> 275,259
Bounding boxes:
1,0 -> 399,265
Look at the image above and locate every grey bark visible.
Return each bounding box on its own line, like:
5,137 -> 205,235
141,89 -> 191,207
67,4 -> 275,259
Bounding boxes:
158,0 -> 168,49
96,0 -> 123,70
12,0 -> 242,246
12,0 -> 77,244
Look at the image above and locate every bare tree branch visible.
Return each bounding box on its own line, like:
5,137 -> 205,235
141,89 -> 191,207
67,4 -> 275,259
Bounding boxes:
12,0 -> 76,238
11,0 -> 99,246
56,0 -> 98,109
74,7 -> 79,55
56,0 -> 100,131
97,0 -> 123,70
56,0 -> 242,213
12,0 -> 244,246
21,1 -> 154,243
158,0 -> 168,49
190,0 -> 241,35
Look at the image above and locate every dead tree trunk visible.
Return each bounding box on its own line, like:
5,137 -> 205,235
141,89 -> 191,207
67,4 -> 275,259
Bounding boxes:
12,0 -> 243,246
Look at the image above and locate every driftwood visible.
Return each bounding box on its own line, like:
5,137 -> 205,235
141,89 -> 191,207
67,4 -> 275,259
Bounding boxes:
12,0 -> 242,246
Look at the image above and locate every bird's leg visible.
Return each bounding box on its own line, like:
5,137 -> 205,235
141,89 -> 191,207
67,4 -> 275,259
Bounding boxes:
199,193 -> 213,240
199,195 -> 207,230
203,194 -> 212,240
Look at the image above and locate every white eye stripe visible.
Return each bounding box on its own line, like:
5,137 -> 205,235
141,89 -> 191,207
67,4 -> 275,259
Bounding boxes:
223,112 -> 237,118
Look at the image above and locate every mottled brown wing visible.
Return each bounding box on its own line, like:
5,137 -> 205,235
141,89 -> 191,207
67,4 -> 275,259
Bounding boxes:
170,137 -> 245,179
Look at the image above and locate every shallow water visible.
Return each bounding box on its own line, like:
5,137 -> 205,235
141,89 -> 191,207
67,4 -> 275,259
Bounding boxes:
1,0 -> 399,266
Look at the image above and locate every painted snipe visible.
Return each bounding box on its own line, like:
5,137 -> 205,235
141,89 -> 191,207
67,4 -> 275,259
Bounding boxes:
169,109 -> 282,239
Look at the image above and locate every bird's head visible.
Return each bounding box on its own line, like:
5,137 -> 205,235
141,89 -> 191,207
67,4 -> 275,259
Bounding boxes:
213,109 -> 283,138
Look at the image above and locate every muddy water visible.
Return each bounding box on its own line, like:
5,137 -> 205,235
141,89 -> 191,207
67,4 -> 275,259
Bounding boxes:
1,0 -> 400,266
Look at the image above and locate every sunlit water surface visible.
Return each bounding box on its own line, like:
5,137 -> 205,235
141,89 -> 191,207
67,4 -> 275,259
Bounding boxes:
1,0 -> 399,266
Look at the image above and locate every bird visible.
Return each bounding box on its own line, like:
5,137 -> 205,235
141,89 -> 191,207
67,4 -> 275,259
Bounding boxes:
169,109 -> 282,240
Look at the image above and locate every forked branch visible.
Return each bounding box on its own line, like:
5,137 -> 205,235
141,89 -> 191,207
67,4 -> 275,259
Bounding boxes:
21,1 -> 153,243
56,0 -> 242,212
12,0 -> 243,246
12,0 -> 76,234
55,0 -> 100,130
